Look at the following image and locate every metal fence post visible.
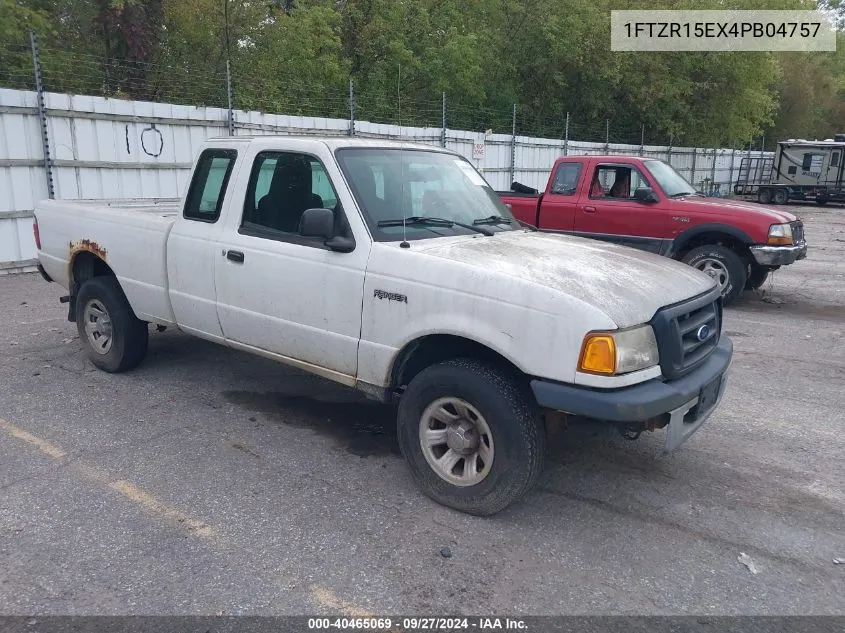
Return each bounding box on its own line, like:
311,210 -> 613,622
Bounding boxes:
563,112 -> 569,156
29,31 -> 54,199
690,148 -> 697,189
348,78 -> 355,136
728,148 -> 737,193
440,92 -> 446,148
510,104 -> 516,186
225,59 -> 235,136
604,119 -> 610,153
639,124 -> 645,156
710,148 -> 717,195
667,135 -> 673,167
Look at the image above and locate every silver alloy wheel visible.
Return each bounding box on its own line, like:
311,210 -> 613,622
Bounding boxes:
83,299 -> 114,355
695,257 -> 729,292
419,397 -> 494,487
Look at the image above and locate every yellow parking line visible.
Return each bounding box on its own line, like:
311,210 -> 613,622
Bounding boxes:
0,419 -> 66,460
310,586 -> 374,617
0,418 -> 213,539
108,480 -> 216,538
1,417 -> 372,614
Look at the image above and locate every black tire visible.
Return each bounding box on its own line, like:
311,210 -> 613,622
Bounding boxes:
816,198 -> 828,206
75,276 -> 149,373
681,245 -> 747,306
397,358 -> 545,516
773,188 -> 788,205
757,188 -> 772,204
745,265 -> 770,290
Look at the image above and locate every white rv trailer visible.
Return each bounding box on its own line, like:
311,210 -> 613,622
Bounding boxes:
734,134 -> 845,205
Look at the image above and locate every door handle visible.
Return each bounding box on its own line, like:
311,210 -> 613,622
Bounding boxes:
226,250 -> 245,263
583,206 -> 597,213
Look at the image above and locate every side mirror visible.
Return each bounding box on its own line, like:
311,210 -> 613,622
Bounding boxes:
299,208 -> 356,253
634,187 -> 659,203
299,208 -> 335,238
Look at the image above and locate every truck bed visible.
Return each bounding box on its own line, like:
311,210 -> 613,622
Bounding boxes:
35,198 -> 182,324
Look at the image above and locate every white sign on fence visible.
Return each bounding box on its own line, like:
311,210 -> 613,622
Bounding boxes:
472,142 -> 486,160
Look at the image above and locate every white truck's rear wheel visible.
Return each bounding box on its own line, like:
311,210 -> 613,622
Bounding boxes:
397,358 -> 545,515
76,277 -> 149,373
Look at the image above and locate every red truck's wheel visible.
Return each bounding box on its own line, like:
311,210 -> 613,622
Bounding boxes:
682,245 -> 747,306
397,358 -> 545,516
746,266 -> 770,290
75,277 -> 149,373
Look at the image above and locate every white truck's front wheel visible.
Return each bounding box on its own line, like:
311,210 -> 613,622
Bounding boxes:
75,277 -> 149,373
397,358 -> 545,515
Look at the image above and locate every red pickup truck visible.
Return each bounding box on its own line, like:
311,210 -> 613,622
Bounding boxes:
499,156 -> 808,304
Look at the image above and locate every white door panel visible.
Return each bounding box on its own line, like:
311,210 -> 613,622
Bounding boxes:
216,239 -> 365,375
214,147 -> 368,378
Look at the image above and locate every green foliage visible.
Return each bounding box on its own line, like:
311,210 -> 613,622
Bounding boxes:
0,0 -> 52,89
1,0 -> 842,146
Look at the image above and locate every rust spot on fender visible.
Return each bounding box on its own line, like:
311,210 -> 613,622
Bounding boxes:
68,239 -> 109,285
69,239 -> 108,261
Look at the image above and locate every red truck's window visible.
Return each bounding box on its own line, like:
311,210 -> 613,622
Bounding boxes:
183,149 -> 237,223
589,165 -> 650,199
550,163 -> 582,195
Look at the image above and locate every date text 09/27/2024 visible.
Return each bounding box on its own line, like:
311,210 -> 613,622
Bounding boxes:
307,617 -> 528,631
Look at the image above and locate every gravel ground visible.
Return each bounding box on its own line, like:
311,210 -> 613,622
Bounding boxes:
0,202 -> 843,616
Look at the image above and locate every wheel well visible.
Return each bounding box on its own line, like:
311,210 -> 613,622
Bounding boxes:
71,251 -> 115,287
67,252 -> 116,322
674,232 -> 751,262
390,335 -> 523,390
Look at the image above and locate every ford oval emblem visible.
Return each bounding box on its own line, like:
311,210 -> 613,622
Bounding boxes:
696,325 -> 711,342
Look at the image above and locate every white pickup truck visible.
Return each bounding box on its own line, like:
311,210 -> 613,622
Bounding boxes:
34,136 -> 732,515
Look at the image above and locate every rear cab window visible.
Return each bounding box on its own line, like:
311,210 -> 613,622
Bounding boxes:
549,161 -> 583,195
183,148 -> 238,223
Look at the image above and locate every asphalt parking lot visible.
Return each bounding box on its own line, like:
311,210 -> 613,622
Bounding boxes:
0,203 -> 843,616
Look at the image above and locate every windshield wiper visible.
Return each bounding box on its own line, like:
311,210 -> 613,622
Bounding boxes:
474,215 -> 538,231
473,215 -> 512,225
377,216 -> 494,236
669,191 -> 705,198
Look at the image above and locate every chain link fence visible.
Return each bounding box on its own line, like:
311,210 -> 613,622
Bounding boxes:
1,32 -> 771,197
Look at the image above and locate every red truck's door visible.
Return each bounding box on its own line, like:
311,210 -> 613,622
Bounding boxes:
535,160 -> 585,231
574,160 -> 670,254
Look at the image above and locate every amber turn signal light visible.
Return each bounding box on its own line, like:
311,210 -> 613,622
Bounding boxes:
578,334 -> 616,375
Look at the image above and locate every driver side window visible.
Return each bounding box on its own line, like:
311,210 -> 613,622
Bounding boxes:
589,165 -> 650,200
241,151 -> 350,245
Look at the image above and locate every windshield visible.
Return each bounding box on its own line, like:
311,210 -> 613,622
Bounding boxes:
645,160 -> 697,197
336,148 -> 517,242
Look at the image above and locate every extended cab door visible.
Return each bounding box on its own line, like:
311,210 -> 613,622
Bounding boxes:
167,147 -> 241,342
574,161 -> 670,254
213,141 -> 368,382
535,159 -> 585,231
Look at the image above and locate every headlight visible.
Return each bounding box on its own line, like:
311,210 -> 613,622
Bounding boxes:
578,325 -> 660,375
767,223 -> 793,246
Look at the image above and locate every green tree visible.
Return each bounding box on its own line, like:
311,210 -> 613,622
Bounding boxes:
0,0 -> 52,89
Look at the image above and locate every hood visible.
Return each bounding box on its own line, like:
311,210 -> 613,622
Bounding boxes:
672,196 -> 799,223
412,231 -> 716,328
